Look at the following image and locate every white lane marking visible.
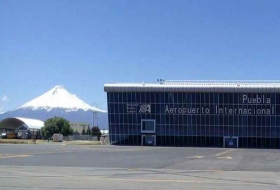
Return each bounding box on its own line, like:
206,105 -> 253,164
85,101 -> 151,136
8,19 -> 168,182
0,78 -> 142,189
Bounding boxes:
0,150 -> 81,159
217,156 -> 232,160
0,155 -> 31,159
0,173 -> 274,186
215,149 -> 234,157
187,156 -> 205,159
0,168 -> 57,176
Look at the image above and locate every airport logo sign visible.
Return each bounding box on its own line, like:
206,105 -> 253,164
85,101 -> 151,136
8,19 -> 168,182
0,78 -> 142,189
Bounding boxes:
126,103 -> 151,113
139,104 -> 151,113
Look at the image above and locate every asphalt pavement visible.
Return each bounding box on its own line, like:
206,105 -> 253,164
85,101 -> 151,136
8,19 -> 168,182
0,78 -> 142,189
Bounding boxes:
0,144 -> 279,189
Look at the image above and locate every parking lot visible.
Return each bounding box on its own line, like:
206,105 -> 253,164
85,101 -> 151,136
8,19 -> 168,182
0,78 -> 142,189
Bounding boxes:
0,144 -> 280,189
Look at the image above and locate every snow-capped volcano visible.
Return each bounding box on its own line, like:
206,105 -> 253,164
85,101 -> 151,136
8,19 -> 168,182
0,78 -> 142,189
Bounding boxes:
0,86 -> 108,128
19,85 -> 106,113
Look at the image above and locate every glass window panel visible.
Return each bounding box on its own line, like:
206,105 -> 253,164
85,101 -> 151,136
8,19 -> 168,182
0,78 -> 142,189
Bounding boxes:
140,93 -> 146,102
201,115 -> 205,125
160,93 -> 165,103
117,124 -> 124,134
224,93 -> 229,104
150,93 -> 155,103
256,127 -> 262,137
191,93 -> 196,103
119,114 -> 124,123
266,116 -> 271,126
196,93 -> 201,103
215,126 -> 223,136
229,116 -> 234,125
177,93 -> 182,103
276,94 -> 280,104
131,93 -> 137,102
248,116 -> 253,126
276,105 -> 280,115
187,93 -> 192,103
187,115 -> 192,125
251,116 -> 256,126
114,93 -> 118,102
214,93 -> 219,103
271,94 -> 276,104
224,116 -> 229,125
205,93 -> 210,103
174,93 -> 178,103
206,115 -> 210,125
242,127 -> 248,136
135,93 -> 140,102
127,92 -> 132,102
276,116 -> 280,127
196,115 -> 201,125
201,93 -> 205,104
120,93 -> 124,102
201,126 -> 207,135
266,127 -> 271,138
272,116 -> 276,127
271,127 -> 277,138
261,116 -> 266,126
219,93 -> 224,104
155,93 -> 160,103
233,126 -> 238,136
110,92 -> 114,102
122,93 -> 127,102
146,93 -> 151,103
179,115 -> 183,125
141,120 -> 155,132
209,126 -> 215,136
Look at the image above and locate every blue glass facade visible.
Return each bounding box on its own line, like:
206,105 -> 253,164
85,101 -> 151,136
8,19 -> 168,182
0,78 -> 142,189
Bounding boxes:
106,91 -> 280,148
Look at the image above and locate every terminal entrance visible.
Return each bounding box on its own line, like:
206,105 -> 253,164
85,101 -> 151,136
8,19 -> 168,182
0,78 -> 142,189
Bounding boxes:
224,136 -> 238,148
142,135 -> 156,146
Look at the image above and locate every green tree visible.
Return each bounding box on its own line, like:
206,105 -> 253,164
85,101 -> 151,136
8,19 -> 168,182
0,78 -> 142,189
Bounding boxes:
42,117 -> 73,137
92,126 -> 102,140
82,126 -> 86,135
36,129 -> 41,139
86,126 -> 92,135
41,127 -> 46,138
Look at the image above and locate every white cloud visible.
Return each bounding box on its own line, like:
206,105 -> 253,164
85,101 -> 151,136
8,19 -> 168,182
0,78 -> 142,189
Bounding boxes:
2,95 -> 9,102
0,95 -> 9,113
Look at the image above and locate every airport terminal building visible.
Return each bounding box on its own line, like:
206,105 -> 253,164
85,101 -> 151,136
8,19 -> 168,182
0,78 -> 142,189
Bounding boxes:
104,81 -> 280,148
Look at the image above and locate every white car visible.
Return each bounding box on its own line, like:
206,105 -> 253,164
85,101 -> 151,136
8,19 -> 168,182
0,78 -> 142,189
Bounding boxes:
1,133 -> 7,138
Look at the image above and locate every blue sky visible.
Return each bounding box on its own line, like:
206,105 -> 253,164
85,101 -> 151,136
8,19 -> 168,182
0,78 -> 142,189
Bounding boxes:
1,0 -> 280,112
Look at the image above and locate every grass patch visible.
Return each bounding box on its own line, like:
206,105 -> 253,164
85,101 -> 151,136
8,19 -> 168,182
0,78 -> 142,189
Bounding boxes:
0,139 -> 101,145
0,139 -> 36,144
62,140 -> 101,145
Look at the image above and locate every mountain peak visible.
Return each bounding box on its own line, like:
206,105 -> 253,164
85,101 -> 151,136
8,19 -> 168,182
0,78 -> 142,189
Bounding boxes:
54,85 -> 63,89
19,85 -> 106,113
53,85 -> 64,92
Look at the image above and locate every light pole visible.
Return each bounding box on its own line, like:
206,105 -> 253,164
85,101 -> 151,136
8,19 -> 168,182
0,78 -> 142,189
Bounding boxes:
91,103 -> 99,128
93,111 -> 95,127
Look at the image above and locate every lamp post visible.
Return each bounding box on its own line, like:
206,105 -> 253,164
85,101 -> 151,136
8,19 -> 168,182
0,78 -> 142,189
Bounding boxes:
91,103 -> 99,128
93,111 -> 95,128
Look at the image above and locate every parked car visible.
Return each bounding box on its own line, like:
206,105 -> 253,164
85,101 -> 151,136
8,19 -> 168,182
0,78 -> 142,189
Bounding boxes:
1,133 -> 7,139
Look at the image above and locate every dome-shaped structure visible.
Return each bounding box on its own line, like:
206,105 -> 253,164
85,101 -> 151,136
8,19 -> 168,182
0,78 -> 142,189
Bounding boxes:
0,117 -> 44,130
